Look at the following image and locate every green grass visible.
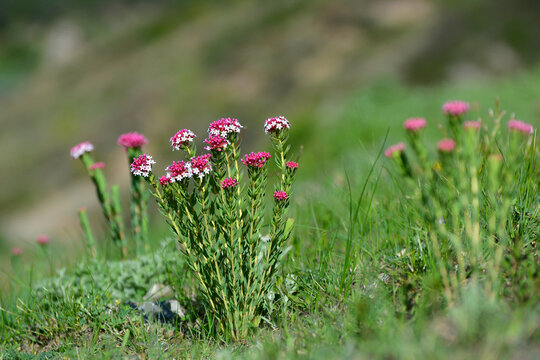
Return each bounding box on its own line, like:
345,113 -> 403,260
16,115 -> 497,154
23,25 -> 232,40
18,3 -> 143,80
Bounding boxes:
1,69 -> 539,358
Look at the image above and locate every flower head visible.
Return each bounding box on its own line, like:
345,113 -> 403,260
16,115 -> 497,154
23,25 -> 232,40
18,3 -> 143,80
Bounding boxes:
442,100 -> 470,117
507,120 -> 533,135
286,161 -> 299,170
166,161 -> 192,182
159,175 -> 172,186
273,190 -> 289,201
11,247 -> 23,256
221,177 -> 238,189
404,118 -> 427,132
204,135 -> 229,152
131,154 -> 155,177
89,162 -> 105,170
170,129 -> 196,151
37,235 -> 50,246
384,142 -> 406,158
208,118 -> 243,138
241,152 -> 272,168
190,154 -> 212,178
463,121 -> 481,130
264,116 -> 290,134
117,132 -> 148,150
437,138 -> 456,152
70,142 -> 94,159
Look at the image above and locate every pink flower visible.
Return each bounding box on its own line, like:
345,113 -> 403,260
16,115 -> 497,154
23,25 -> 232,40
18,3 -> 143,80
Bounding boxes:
70,142 -> 94,159
204,135 -> 229,152
166,161 -> 192,182
507,120 -> 533,135
384,143 -> 406,158
36,235 -> 50,246
131,154 -> 156,177
190,154 -> 212,178
437,139 -> 456,152
208,118 -> 243,138
117,132 -> 148,149
404,118 -> 427,132
273,190 -> 289,201
89,162 -> 105,170
286,161 -> 299,169
241,152 -> 272,168
442,100 -> 470,117
170,129 -> 196,151
264,116 -> 290,134
11,247 -> 23,256
221,177 -> 238,189
159,176 -> 171,186
463,121 -> 481,130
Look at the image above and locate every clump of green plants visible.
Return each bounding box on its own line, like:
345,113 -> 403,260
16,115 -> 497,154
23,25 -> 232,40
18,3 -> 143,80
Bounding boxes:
130,117 -> 299,341
70,132 -> 150,257
384,100 -> 538,303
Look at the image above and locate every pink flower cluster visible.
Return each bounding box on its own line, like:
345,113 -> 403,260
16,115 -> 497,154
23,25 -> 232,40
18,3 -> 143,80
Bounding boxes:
170,129 -> 196,151
404,118 -> 427,132
442,100 -> 470,117
89,162 -> 105,170
264,116 -> 290,134
204,135 -> 229,152
117,132 -> 148,149
384,143 -> 406,158
507,120 -> 533,135
437,138 -> 456,152
221,177 -> 238,189
208,118 -> 243,138
130,154 -> 155,177
191,154 -> 212,178
463,121 -> 481,130
286,161 -> 299,169
70,142 -> 94,159
166,160 -> 192,182
241,152 -> 271,168
273,190 -> 289,201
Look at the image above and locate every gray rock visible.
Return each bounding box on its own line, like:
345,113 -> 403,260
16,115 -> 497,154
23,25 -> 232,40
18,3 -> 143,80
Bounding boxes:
143,283 -> 174,301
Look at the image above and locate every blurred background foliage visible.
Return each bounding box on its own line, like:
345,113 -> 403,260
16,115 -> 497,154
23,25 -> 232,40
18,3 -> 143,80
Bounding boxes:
0,0 -> 539,258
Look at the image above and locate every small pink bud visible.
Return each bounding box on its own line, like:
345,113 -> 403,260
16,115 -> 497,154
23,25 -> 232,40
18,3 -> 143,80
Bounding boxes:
286,161 -> 299,170
404,118 -> 427,132
159,176 -> 171,186
384,143 -> 406,158
507,120 -> 533,135
220,177 -> 238,189
463,121 -> 481,130
273,190 -> 289,201
89,162 -> 105,170
117,132 -> 148,150
437,138 -> 456,152
442,100 -> 470,116
11,247 -> 23,256
36,235 -> 50,246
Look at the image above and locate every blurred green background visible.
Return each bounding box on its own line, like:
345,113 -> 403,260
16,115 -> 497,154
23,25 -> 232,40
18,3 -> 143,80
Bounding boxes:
1,0 -> 540,262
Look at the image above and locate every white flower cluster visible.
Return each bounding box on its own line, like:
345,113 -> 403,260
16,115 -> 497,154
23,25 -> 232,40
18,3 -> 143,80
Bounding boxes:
170,129 -> 196,151
264,116 -> 290,134
208,118 -> 243,138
